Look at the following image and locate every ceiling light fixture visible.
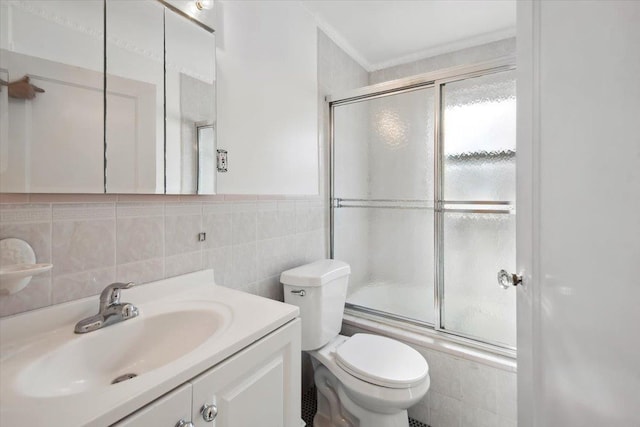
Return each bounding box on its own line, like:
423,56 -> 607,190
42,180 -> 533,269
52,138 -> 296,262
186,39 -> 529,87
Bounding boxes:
195,0 -> 213,11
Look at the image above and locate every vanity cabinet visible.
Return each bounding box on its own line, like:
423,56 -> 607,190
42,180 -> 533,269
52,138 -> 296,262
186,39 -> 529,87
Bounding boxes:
113,319 -> 301,427
113,384 -> 193,427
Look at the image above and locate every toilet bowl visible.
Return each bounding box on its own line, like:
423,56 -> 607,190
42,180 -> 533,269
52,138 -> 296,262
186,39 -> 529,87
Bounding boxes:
311,335 -> 430,427
281,260 -> 430,427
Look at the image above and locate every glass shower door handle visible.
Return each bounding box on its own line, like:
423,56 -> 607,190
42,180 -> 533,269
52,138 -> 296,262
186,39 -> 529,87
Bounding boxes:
498,270 -> 522,289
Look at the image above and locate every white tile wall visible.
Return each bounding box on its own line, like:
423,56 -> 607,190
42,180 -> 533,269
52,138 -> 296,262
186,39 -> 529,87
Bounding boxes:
0,198 -> 326,317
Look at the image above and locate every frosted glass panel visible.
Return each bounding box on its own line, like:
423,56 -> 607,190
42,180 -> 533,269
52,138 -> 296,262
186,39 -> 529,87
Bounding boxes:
337,207 -> 434,324
442,70 -> 516,201
442,212 -> 516,347
333,101 -> 370,199
333,207 -> 371,293
333,87 -> 435,201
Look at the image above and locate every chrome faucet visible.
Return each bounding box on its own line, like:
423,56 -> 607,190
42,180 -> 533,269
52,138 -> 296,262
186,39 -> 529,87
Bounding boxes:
74,282 -> 139,334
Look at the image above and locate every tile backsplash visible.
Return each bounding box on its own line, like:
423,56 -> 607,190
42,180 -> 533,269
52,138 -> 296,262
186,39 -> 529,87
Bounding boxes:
0,197 -> 326,317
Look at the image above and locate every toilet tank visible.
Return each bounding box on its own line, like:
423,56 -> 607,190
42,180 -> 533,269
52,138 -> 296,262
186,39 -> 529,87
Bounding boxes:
281,259 -> 351,351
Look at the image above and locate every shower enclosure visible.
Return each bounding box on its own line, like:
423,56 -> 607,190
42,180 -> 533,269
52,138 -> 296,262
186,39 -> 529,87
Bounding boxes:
329,60 -> 516,350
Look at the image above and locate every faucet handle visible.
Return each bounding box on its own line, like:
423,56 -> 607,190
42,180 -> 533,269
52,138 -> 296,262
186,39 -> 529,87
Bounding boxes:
121,303 -> 139,319
100,282 -> 135,308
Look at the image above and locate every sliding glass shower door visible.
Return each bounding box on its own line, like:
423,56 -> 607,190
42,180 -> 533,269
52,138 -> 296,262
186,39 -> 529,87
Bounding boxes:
332,87 -> 436,324
439,70 -> 517,347
330,63 -> 516,349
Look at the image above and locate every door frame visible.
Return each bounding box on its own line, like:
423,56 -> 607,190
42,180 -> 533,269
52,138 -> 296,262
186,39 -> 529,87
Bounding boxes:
516,1 -> 540,425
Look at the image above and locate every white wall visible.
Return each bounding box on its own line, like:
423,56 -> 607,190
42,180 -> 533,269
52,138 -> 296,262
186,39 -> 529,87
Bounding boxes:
517,1 -> 640,425
216,1 -> 318,195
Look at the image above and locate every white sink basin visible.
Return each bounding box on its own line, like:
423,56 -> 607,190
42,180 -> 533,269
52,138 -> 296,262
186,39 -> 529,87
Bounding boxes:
0,270 -> 298,427
14,303 -> 230,398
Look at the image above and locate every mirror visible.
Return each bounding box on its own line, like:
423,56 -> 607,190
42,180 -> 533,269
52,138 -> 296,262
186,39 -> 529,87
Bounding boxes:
196,123 -> 216,193
105,0 -> 165,194
0,0 -> 105,193
0,0 -> 216,194
164,7 -> 216,194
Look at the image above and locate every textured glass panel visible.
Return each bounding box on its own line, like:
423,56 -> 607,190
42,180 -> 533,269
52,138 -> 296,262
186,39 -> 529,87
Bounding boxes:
333,207 -> 372,293
336,207 -> 435,324
442,212 -> 516,347
333,101 -> 371,199
333,87 -> 435,201
442,70 -> 516,201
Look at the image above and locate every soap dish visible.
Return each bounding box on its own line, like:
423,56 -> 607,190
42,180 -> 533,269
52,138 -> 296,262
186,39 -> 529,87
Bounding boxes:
0,238 -> 53,295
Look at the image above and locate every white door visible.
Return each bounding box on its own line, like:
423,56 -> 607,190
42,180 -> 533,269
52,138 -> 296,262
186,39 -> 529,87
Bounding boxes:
517,1 -> 640,425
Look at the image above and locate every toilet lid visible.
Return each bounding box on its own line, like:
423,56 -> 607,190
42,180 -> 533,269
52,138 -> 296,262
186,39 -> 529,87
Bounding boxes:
335,334 -> 429,389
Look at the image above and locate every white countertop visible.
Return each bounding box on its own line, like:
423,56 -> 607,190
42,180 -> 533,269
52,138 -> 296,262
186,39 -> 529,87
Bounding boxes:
0,270 -> 299,427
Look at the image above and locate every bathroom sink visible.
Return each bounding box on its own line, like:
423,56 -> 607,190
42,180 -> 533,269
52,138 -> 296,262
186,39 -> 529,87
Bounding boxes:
11,302 -> 231,398
0,270 -> 299,427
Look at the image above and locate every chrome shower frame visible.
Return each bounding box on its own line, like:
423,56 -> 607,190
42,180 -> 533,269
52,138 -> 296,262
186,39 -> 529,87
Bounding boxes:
328,57 -> 517,354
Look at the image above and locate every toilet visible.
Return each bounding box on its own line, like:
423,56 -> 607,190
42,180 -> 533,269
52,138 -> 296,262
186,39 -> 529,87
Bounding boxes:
281,259 -> 430,427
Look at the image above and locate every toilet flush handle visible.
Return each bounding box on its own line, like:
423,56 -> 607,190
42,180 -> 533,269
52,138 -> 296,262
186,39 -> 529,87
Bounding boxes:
290,289 -> 306,297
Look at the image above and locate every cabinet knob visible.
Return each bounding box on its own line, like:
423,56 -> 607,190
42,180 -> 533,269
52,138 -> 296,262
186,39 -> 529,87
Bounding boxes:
175,420 -> 194,427
201,403 -> 218,422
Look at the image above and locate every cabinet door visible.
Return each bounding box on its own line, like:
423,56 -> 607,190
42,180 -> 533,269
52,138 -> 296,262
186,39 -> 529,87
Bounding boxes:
191,319 -> 301,427
112,384 -> 193,427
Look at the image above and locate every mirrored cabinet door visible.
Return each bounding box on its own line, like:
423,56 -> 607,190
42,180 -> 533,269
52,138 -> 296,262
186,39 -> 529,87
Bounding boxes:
0,0 -> 105,193
165,8 -> 216,195
105,0 -> 165,194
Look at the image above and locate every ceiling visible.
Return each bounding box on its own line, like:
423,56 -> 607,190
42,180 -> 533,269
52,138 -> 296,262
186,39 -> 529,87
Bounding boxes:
301,0 -> 516,71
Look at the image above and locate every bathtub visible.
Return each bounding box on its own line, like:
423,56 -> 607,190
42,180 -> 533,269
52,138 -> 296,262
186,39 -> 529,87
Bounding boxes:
347,281 -> 433,323
346,281 -> 516,349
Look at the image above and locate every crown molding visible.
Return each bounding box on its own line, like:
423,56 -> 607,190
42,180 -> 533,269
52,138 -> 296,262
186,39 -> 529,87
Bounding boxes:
299,2 -> 374,72
369,27 -> 516,72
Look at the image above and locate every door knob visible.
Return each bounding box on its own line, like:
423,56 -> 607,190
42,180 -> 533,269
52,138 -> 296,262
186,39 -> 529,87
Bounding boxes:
498,269 -> 522,289
175,420 -> 195,427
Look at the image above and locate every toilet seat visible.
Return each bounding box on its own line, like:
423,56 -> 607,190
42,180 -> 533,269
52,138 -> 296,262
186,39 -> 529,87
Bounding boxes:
310,334 -> 431,418
335,333 -> 429,389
